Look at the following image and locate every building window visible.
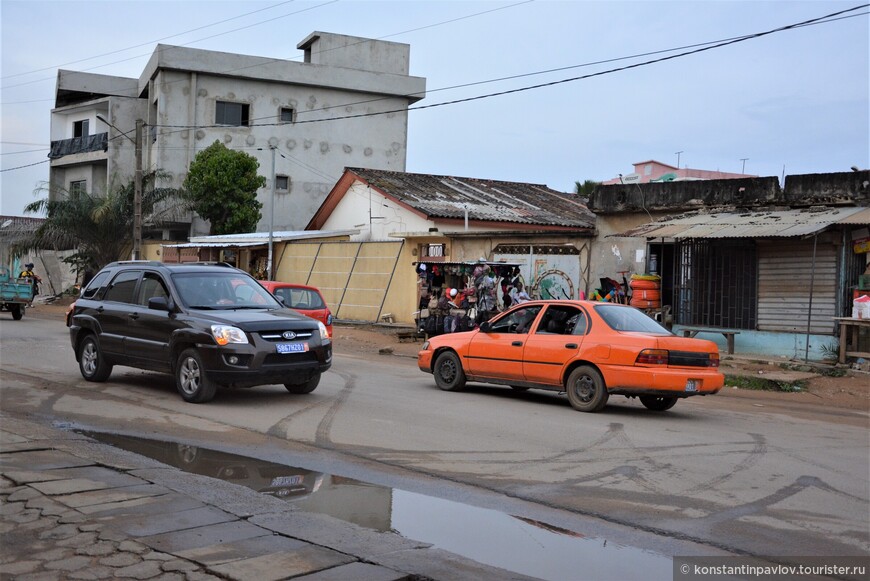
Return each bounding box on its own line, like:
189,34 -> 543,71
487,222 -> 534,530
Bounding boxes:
69,180 -> 87,196
275,175 -> 290,191
279,107 -> 295,123
73,119 -> 89,138
423,244 -> 445,258
215,101 -> 250,126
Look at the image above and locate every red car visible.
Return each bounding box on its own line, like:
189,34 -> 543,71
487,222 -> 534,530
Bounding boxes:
418,300 -> 723,412
259,281 -> 333,338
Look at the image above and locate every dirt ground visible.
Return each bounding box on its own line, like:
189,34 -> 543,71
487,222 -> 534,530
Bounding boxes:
23,295 -> 869,412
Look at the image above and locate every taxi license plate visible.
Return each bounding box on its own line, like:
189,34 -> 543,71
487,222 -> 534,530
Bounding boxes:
685,379 -> 699,392
276,343 -> 307,354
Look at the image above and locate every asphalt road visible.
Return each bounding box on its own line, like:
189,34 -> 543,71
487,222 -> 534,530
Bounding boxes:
1,312 -> 868,574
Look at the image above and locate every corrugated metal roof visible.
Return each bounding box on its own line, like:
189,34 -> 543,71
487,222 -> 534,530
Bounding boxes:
348,168 -> 595,229
615,207 -> 870,239
186,229 -> 358,244
163,229 -> 359,248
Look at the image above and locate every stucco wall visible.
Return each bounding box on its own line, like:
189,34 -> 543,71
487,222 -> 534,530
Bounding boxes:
588,212 -> 672,286
150,69 -> 414,235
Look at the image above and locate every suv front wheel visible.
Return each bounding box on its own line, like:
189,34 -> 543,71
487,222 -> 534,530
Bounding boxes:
176,348 -> 218,403
284,373 -> 320,394
78,335 -> 113,382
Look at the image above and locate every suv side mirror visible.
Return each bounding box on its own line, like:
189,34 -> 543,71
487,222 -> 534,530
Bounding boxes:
479,321 -> 492,333
148,296 -> 172,312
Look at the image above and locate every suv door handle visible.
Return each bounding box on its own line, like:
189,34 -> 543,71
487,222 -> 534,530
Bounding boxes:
565,343 -> 578,349
511,341 -> 523,347
128,313 -> 139,320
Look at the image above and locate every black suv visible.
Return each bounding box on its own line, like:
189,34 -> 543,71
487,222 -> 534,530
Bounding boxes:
69,261 -> 332,403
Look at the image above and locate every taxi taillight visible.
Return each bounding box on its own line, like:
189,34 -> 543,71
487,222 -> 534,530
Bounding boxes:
708,352 -> 720,368
635,349 -> 669,365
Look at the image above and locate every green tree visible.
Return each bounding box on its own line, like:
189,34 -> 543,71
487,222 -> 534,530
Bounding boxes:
19,171 -> 179,273
182,141 -> 265,234
574,179 -> 600,199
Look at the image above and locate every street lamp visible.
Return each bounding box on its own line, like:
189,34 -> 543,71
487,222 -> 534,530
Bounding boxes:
97,114 -> 143,260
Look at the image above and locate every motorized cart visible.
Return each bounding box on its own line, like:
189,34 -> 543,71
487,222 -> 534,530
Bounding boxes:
0,266 -> 32,320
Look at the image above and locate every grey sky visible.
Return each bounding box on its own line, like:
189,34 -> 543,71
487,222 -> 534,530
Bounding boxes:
2,0 -> 868,217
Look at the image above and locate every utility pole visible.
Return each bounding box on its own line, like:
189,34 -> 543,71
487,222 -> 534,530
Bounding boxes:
133,119 -> 143,260
740,158 -> 749,174
267,145 -> 276,280
97,114 -> 144,260
675,151 -> 683,168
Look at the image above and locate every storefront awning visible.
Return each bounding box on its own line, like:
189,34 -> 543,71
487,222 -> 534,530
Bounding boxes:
613,207 -> 870,239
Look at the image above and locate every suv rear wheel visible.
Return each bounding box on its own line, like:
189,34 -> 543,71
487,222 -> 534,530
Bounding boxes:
176,348 -> 218,403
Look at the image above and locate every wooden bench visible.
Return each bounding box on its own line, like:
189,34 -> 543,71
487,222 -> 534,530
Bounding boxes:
680,326 -> 740,354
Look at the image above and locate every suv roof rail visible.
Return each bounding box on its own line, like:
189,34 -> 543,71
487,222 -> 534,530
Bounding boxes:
105,260 -> 163,267
181,261 -> 241,269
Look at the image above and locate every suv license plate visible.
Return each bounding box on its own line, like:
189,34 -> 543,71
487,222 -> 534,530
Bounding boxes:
685,379 -> 699,392
277,343 -> 308,354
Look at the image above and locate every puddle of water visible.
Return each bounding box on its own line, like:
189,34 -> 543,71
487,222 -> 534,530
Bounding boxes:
80,431 -> 670,580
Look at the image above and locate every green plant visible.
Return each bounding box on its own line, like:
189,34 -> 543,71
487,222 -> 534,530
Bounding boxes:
724,375 -> 805,392
818,342 -> 839,363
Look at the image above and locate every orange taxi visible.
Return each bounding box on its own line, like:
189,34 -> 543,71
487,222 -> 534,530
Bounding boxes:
418,300 -> 723,412
258,281 -> 333,338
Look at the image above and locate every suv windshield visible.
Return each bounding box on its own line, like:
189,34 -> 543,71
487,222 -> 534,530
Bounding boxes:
173,272 -> 279,309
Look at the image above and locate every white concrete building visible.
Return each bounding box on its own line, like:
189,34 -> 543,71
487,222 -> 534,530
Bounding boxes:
48,32 -> 426,238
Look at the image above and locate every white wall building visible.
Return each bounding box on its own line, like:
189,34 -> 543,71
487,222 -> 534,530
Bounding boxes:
48,32 -> 426,239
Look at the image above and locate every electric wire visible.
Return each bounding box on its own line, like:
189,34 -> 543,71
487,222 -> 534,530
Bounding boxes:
154,5 -> 869,132
0,1 -> 298,81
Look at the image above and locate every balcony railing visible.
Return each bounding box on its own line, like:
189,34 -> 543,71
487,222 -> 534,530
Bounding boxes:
48,132 -> 108,159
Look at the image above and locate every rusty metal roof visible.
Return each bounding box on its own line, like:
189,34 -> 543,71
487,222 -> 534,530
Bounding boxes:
347,168 -> 595,229
615,206 -> 870,239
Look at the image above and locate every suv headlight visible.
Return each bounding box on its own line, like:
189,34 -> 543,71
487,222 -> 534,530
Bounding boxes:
317,321 -> 330,342
211,325 -> 249,346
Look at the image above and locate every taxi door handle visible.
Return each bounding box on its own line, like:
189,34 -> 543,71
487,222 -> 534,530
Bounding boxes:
565,343 -> 578,349
511,341 -> 523,347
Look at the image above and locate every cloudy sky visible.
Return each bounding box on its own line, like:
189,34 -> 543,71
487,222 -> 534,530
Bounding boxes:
1,0 -> 868,217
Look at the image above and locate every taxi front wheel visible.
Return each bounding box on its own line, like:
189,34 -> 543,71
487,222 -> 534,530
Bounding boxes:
433,351 -> 467,392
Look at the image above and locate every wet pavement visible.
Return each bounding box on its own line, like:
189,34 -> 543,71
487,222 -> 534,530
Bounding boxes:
0,413 -> 537,581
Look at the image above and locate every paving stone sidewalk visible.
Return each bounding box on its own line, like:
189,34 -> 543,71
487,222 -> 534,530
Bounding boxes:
1,414 -> 534,581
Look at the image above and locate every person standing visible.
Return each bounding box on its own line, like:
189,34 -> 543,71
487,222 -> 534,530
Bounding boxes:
475,265 -> 496,323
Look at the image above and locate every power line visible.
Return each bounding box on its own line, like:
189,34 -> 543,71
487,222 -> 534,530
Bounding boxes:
3,5 -> 866,175
0,159 -> 50,172
0,1 -> 339,92
151,7 -> 870,130
0,1 -> 298,81
155,5 -> 869,131
3,0 -> 535,95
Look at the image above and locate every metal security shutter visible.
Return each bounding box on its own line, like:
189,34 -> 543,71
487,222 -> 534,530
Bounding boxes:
757,238 -> 837,334
293,241 -> 403,323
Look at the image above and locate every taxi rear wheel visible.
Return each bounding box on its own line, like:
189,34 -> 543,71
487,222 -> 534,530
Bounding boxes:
566,365 -> 608,412
639,395 -> 678,411
433,351 -> 467,392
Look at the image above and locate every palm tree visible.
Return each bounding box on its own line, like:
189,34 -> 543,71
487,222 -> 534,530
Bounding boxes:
574,179 -> 600,200
16,171 -> 180,273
